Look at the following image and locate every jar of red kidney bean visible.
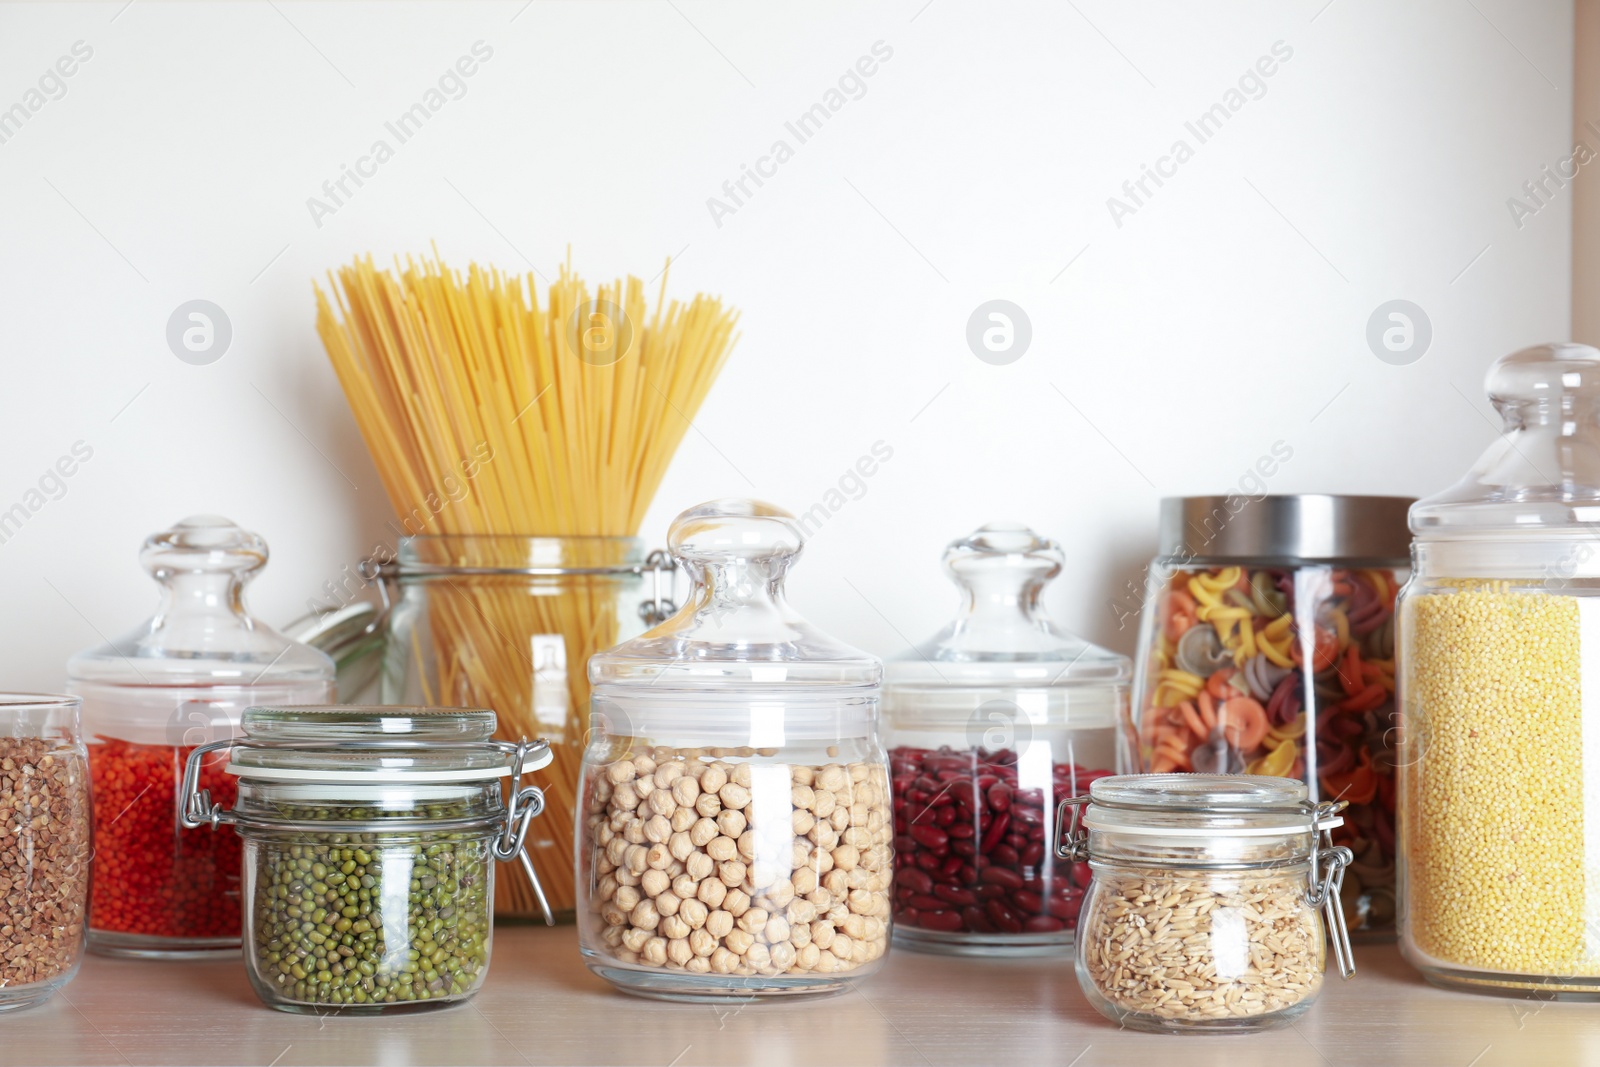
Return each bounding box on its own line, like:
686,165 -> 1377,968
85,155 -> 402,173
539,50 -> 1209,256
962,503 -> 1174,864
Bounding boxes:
884,523 -> 1131,955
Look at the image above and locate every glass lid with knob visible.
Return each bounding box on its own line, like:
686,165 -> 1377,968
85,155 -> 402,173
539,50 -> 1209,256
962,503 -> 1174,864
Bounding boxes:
588,498 -> 880,693
1412,343 -> 1600,536
885,522 -> 1130,709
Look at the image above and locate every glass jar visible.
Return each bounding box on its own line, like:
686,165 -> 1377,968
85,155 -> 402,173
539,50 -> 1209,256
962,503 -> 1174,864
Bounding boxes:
1061,773 -> 1353,1034
0,695 -> 92,1012
1130,494 -> 1411,937
883,523 -> 1129,956
1398,343 -> 1600,996
67,516 -> 335,958
578,499 -> 890,1000
181,705 -> 554,1014
377,535 -> 666,922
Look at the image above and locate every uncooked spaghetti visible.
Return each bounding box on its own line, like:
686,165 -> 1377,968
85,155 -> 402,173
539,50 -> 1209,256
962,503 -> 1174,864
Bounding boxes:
314,252 -> 738,917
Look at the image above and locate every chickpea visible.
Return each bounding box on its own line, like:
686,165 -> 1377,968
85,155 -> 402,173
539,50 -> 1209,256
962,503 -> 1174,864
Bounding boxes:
689,928 -> 716,957
625,844 -> 649,874
717,860 -> 747,888
672,874 -> 698,899
748,862 -> 780,889
811,920 -> 835,950
718,783 -> 752,811
823,869 -> 849,897
668,831 -> 695,863
716,809 -> 747,838
795,943 -> 820,970
648,790 -> 677,818
764,879 -> 795,909
725,928 -> 755,956
667,937 -> 693,966
769,942 -> 797,971
642,937 -> 668,965
705,909 -> 735,939
737,831 -> 758,862
832,844 -> 859,873
623,819 -> 647,845
813,790 -> 836,819
786,898 -> 817,926
661,915 -> 690,940
607,760 -> 636,785
671,777 -> 700,807
792,810 -> 816,836
689,817 -> 719,848
615,885 -> 641,912
679,898 -> 709,929
730,763 -> 753,788
695,792 -> 722,818
646,844 -> 672,870
633,755 -> 657,778
621,926 -> 649,952
655,761 -> 686,788
737,907 -> 770,934
630,900 -> 660,931
832,933 -> 854,961
670,807 -> 697,833
706,836 -> 738,862
656,892 -> 681,918
685,956 -> 712,974
697,878 -> 727,908
641,868 -> 670,898
686,852 -> 714,882
710,947 -> 737,974
764,916 -> 791,944
745,942 -> 772,971
700,766 -> 728,794
792,867 -> 818,897
724,889 -> 751,918
792,765 -> 815,787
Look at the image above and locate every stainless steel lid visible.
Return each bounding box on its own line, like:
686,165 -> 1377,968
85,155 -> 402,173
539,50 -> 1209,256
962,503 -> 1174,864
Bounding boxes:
1157,495 -> 1413,563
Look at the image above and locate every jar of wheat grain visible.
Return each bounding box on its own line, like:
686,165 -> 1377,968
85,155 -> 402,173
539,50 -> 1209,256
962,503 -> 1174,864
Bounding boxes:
1060,773 -> 1353,1034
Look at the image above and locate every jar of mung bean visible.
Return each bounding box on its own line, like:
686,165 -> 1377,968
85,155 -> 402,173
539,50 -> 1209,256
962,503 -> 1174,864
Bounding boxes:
1399,343 -> 1600,997
180,705 -> 554,1014
1059,774 -> 1354,1034
579,499 -> 891,1000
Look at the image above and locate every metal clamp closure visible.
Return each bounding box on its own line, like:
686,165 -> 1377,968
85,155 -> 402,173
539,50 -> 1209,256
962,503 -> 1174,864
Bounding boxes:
1305,798 -> 1355,980
1053,794 -> 1090,863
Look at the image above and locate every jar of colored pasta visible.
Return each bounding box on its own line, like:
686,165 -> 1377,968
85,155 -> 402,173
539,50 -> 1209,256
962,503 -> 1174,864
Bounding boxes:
180,705 -> 554,1014
67,517 -> 335,957
1129,494 -> 1411,937
883,523 -> 1130,955
1398,343 -> 1600,996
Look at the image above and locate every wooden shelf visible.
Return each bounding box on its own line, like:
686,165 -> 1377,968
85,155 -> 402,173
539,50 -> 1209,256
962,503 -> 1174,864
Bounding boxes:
9,926 -> 1588,1065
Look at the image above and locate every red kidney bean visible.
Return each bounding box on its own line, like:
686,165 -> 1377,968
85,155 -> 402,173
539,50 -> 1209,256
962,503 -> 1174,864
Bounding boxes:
1047,893 -> 1083,922
933,884 -> 977,906
889,746 -> 1112,940
1071,862 -> 1093,889
918,909 -> 965,932
980,866 -> 1024,890
987,900 -> 1024,934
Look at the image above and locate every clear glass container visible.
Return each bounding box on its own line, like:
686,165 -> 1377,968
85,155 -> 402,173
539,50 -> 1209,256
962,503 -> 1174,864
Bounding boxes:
578,499 -> 890,1001
67,516 -> 335,958
1063,773 -> 1353,1034
0,695 -> 92,1011
1398,342 -> 1600,996
379,535 -> 662,922
1130,494 -> 1411,937
180,705 -> 554,1015
883,522 -> 1129,956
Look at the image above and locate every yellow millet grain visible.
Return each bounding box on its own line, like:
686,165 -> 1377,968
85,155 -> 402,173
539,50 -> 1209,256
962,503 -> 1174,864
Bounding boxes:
1403,587 -> 1592,975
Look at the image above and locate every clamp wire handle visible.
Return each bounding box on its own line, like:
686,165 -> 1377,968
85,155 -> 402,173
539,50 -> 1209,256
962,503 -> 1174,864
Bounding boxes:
499,740 -> 556,927
179,738 -> 237,829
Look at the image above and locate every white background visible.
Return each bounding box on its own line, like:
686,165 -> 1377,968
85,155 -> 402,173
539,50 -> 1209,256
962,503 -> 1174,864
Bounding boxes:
0,0 -> 1577,691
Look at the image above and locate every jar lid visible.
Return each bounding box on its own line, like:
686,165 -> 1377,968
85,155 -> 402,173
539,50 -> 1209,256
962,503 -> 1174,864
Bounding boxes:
227,705 -> 548,782
67,515 -> 335,687
885,522 -> 1129,691
588,499 -> 880,692
1158,495 -> 1413,563
1412,343 -> 1600,536
1083,773 -> 1341,838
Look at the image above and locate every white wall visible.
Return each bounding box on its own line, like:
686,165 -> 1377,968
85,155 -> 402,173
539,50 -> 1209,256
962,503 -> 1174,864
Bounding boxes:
0,0 -> 1575,691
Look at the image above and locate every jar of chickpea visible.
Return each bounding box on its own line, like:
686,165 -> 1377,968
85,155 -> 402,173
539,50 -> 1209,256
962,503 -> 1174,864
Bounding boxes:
1399,344 -> 1600,997
578,499 -> 891,1000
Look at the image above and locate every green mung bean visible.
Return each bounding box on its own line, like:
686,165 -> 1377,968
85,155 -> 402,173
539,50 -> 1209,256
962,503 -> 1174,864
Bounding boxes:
249,805 -> 491,1008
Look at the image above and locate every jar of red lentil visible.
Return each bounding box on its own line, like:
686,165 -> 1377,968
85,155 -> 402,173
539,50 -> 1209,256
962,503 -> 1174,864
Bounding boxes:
578,499 -> 891,1000
1129,494 -> 1412,937
68,516 -> 335,957
883,522 -> 1129,955
1398,343 -> 1600,996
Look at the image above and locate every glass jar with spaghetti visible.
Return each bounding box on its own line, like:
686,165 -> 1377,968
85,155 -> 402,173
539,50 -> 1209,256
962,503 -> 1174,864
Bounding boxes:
67,517 -> 335,958
1129,494 -> 1411,938
883,523 -> 1130,956
180,705 -> 553,1013
1399,344 -> 1600,997
578,499 -> 891,1000
371,536 -> 671,923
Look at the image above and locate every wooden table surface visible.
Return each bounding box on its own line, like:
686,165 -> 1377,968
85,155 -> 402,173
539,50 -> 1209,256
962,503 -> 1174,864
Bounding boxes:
8,926 -> 1595,1066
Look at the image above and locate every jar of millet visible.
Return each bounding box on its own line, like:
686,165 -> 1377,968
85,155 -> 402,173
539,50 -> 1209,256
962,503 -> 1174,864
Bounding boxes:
1399,343 -> 1600,997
